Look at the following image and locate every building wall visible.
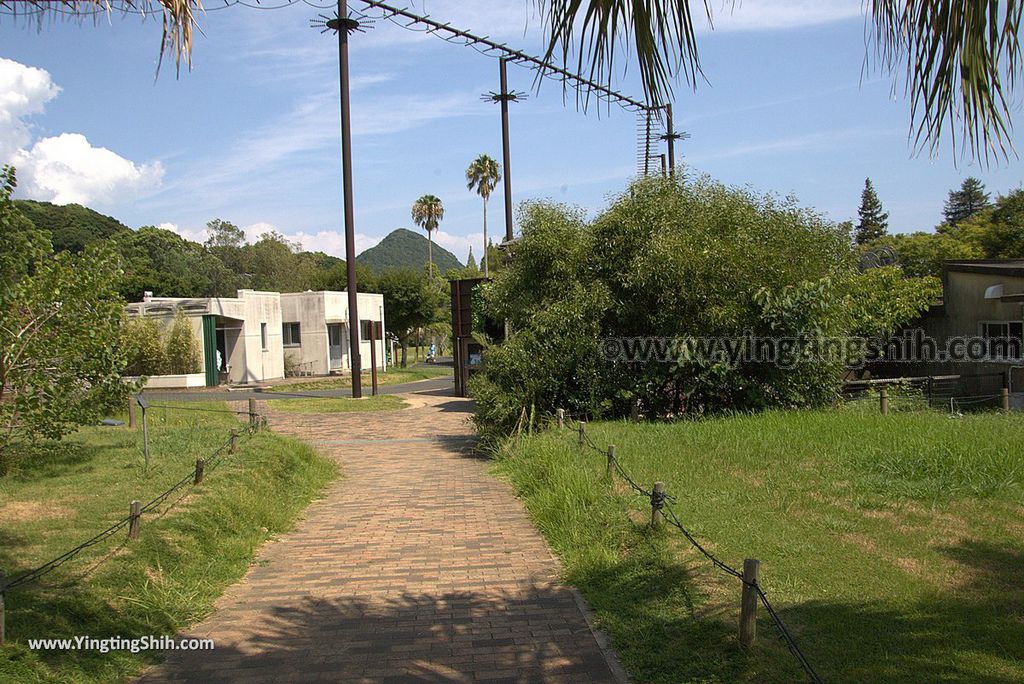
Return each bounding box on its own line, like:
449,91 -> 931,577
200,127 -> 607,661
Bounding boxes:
236,290 -> 285,383
280,291 -> 387,376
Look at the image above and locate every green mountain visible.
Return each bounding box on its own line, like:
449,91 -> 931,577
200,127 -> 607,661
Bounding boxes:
14,200 -> 130,253
357,228 -> 463,274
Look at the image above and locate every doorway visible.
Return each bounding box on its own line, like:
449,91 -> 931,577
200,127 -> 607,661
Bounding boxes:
328,323 -> 344,371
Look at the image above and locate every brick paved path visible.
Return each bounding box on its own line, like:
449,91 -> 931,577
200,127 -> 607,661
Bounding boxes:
140,390 -> 622,683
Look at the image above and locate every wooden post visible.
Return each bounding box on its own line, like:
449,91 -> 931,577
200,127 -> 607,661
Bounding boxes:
630,399 -> 639,422
578,421 -> 586,447
1002,387 -> 1010,412
141,406 -> 149,469
651,482 -> 666,528
194,458 -> 205,485
879,388 -> 889,416
128,500 -> 141,540
248,397 -> 257,429
557,409 -> 565,429
229,429 -> 238,454
607,445 -> 616,478
739,558 -> 760,649
128,398 -> 136,429
0,570 -> 6,645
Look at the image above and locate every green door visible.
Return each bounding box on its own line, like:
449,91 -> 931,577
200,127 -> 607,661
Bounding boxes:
202,315 -> 218,387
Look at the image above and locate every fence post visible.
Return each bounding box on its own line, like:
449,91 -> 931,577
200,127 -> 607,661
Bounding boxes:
141,406 -> 149,468
248,397 -> 257,429
557,409 -> 565,429
128,501 -> 141,540
578,421 -> 586,447
230,429 -> 238,454
128,398 -> 136,429
1002,387 -> 1010,412
739,558 -> 760,649
0,570 -> 6,645
630,398 -> 639,422
651,482 -> 666,528
879,388 -> 889,416
194,458 -> 205,485
607,445 -> 616,478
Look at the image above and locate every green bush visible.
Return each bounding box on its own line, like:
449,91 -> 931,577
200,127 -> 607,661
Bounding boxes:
473,173 -> 938,440
164,310 -> 201,374
121,316 -> 166,376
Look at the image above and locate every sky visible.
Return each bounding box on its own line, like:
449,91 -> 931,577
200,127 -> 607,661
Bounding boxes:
1,0 -> 1022,264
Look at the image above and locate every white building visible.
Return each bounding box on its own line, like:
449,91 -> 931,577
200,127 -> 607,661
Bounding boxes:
280,291 -> 387,377
125,289 -> 386,388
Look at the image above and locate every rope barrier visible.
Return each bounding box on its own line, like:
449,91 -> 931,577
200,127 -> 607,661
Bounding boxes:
561,409 -> 824,683
0,420 -> 256,594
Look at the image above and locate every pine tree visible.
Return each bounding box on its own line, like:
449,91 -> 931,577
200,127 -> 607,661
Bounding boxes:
855,178 -> 889,245
466,247 -> 478,272
943,177 -> 990,225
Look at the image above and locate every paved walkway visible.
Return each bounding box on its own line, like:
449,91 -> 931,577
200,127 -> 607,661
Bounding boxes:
140,389 -> 622,683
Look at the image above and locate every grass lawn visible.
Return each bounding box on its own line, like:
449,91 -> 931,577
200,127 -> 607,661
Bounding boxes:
0,402 -> 336,682
269,365 -> 450,393
267,395 -> 408,413
494,404 -> 1024,683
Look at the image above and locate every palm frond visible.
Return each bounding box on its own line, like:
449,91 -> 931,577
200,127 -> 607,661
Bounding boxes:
869,0 -> 1021,164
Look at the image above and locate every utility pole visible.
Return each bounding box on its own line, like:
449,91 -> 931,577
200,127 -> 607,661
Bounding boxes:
499,58 -> 514,244
315,0 -> 365,397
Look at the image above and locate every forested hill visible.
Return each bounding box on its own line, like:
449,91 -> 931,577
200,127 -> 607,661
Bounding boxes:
14,200 -> 130,253
357,228 -> 463,274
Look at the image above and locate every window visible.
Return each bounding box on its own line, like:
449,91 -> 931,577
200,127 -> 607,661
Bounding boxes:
282,322 -> 301,347
360,320 -> 374,340
260,322 -> 268,350
980,321 -> 1023,359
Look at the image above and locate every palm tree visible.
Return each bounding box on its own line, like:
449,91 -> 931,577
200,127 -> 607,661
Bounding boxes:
45,2 -> 1022,162
465,154 -> 502,278
411,194 -> 444,281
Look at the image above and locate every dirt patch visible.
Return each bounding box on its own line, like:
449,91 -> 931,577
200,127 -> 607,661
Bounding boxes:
0,500 -> 74,523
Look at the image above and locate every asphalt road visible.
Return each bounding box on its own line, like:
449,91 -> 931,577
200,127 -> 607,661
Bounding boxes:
142,373 -> 455,403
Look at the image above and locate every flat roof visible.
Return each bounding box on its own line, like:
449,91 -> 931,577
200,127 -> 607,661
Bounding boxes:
944,260 -> 1024,277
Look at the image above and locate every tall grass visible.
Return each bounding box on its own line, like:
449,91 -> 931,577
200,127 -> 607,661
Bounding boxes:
495,408 -> 1024,682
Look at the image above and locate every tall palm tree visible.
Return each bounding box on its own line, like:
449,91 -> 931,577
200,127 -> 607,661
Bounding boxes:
465,154 -> 502,278
411,194 -> 444,281
41,2 -> 1022,162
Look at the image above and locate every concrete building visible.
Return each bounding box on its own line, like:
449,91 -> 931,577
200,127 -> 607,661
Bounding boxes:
125,290 -> 285,387
908,260 -> 1024,394
280,291 -> 387,377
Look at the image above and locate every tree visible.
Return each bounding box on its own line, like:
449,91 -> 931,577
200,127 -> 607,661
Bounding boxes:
466,247 -> 478,272
0,166 -> 132,473
411,195 -> 444,282
113,226 -> 237,300
472,174 -> 935,440
122,316 -> 167,376
375,268 -> 441,367
855,178 -> 889,244
943,177 -> 991,225
466,154 -> 502,278
246,231 -> 319,292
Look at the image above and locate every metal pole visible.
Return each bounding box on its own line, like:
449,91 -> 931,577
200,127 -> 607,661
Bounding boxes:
369,327 -> 378,396
338,0 -> 362,399
499,57 -> 514,244
141,406 -> 149,469
665,104 -> 676,176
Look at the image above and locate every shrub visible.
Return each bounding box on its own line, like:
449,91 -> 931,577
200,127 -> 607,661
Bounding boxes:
473,173 -> 938,440
122,316 -> 166,376
164,309 -> 201,374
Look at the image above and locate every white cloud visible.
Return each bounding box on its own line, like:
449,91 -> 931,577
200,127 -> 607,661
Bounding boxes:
701,0 -> 862,33
0,58 -> 163,207
158,221 -> 207,244
242,221 -> 382,258
0,57 -> 60,163
12,133 -> 164,206
433,229 -> 483,262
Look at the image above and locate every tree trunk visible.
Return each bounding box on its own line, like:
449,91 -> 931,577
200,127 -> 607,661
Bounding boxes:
483,198 -> 489,278
428,231 -> 434,281
400,342 -> 408,368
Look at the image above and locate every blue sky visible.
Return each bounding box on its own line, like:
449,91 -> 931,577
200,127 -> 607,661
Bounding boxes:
1,0 -> 1021,263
